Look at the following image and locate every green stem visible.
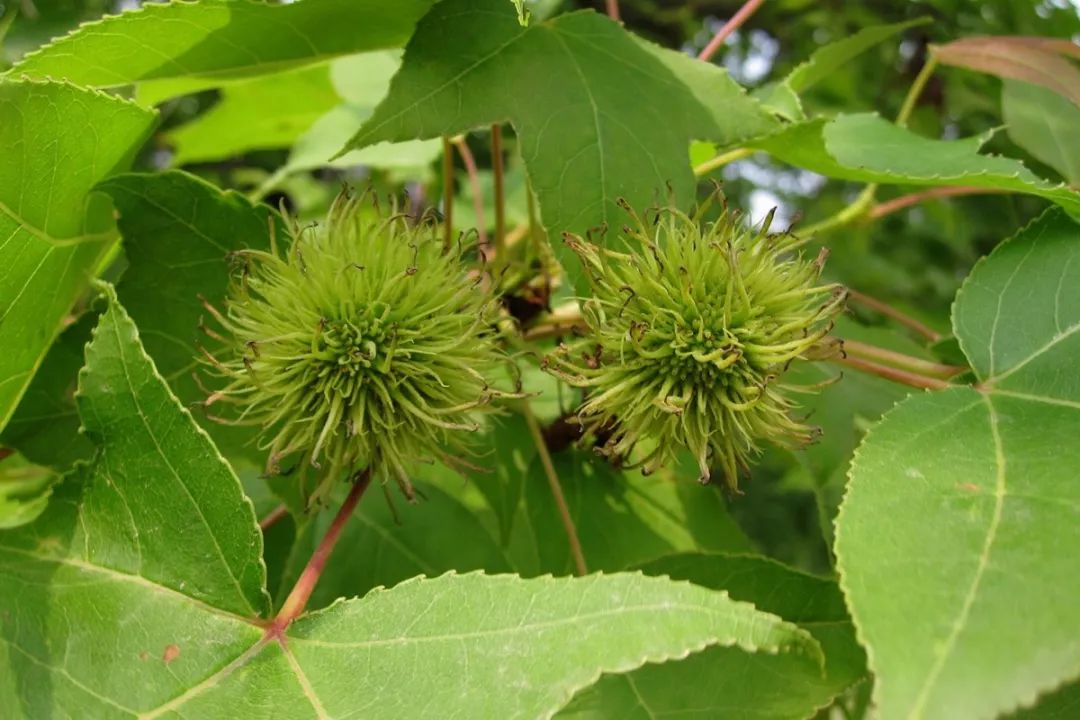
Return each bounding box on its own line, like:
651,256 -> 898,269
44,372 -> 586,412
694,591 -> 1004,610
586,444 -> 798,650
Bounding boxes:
523,405 -> 588,577
796,55 -> 940,239
797,185 -> 876,238
693,147 -> 753,177
896,55 -> 939,129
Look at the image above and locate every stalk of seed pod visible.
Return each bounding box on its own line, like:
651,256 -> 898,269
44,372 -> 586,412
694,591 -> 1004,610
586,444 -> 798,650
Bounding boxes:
543,192 -> 846,489
205,188 -> 517,506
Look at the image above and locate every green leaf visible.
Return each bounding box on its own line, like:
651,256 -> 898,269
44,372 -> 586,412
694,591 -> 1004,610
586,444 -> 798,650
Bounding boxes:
785,18 -> 929,93
468,414 -> 532,546
836,210 -> 1080,720
1,311 -> 97,471
559,553 -> 867,720
166,62 -> 339,165
343,0 -> 778,289
780,321 -> 923,550
752,81 -> 805,121
1003,79 -> 1080,185
166,50 -> 442,178
99,170 -> 278,461
0,453 -> 56,530
78,283 -> 271,615
0,80 -> 155,433
6,0 -> 440,104
516,449 -> 752,576
953,211 -> 1080,399
0,284 -> 821,718
755,114 -> 1080,216
277,52 -> 442,182
748,19 -> 927,124
182,572 -> 822,719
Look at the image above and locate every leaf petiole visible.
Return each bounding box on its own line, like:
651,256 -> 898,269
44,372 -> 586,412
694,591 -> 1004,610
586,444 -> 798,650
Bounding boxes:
270,468 -> 372,635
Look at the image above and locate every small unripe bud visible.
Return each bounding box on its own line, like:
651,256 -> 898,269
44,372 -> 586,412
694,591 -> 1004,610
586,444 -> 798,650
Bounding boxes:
545,196 -> 845,488
206,189 -> 511,504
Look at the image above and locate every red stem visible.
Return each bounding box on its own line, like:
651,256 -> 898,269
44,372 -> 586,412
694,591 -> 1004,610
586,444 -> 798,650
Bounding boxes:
451,136 -> 489,248
442,138 -> 454,252
847,288 -> 942,343
605,0 -> 620,21
869,186 -> 1009,220
491,125 -> 506,258
833,355 -> 952,391
258,504 -> 288,532
269,468 -> 372,635
698,0 -> 765,62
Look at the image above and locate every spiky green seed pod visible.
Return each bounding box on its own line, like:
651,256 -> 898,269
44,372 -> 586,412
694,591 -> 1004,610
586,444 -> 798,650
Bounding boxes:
206,189 -> 512,504
544,196 -> 845,488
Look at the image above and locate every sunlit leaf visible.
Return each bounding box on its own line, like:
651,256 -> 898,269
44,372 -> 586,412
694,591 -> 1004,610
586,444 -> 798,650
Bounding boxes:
343,0 -> 778,289
6,0 -> 441,104
0,80 -> 154,433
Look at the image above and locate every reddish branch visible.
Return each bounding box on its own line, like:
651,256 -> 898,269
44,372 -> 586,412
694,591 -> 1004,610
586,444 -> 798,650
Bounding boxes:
847,288 -> 942,343
698,0 -> 765,62
842,338 -> 965,379
491,125 -> 506,259
442,138 -> 454,251
258,504 -> 289,531
605,0 -> 620,21
268,468 -> 372,637
451,136 -> 489,248
833,355 -> 952,391
869,186 -> 1009,220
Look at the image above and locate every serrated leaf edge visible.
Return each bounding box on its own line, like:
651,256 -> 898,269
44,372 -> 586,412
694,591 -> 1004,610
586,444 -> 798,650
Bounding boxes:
73,280 -> 273,616
950,206 -> 1068,385
833,387 -> 941,717
304,568 -> 824,720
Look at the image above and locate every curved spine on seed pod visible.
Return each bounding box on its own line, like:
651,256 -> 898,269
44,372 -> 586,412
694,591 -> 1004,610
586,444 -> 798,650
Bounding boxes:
543,191 -> 845,489
203,188 -> 520,506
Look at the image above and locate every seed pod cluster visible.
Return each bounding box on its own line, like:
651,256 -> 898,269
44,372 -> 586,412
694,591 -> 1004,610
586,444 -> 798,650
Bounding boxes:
544,196 -> 845,488
207,189 -> 510,504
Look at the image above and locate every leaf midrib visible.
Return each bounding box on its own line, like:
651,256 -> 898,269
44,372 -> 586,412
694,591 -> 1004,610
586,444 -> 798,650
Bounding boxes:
108,311 -> 259,616
906,394 -> 1008,717
0,543 -> 253,625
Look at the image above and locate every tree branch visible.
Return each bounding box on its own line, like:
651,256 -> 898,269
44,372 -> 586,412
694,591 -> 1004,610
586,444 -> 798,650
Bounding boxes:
451,135 -> 489,248
832,355 -> 952,390
841,338 -> 964,379
847,288 -> 942,342
491,125 -> 506,261
868,186 -> 1009,220
698,0 -> 765,62
258,504 -> 288,532
270,468 -> 372,635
